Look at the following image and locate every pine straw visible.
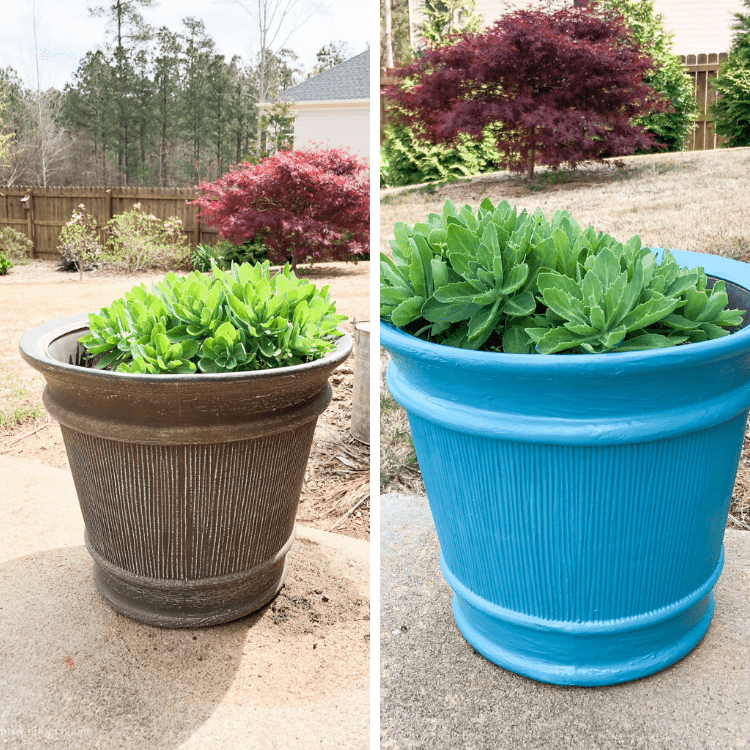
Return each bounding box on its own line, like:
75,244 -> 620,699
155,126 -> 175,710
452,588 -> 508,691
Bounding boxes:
730,424 -> 750,531
299,427 -> 370,532
380,349 -> 426,495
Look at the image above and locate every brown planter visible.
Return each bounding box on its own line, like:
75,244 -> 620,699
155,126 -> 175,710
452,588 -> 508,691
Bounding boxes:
20,313 -> 352,628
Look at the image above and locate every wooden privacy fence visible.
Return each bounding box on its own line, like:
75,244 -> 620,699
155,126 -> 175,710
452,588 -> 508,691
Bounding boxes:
680,53 -> 728,151
0,186 -> 219,260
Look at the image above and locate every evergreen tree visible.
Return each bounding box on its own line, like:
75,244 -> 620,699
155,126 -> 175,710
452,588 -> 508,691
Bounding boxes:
179,17 -> 215,183
418,0 -> 482,47
64,52 -> 117,181
152,27 -> 182,186
596,0 -> 698,152
313,42 -> 354,75
131,47 -> 155,183
712,0 -> 750,147
89,0 -> 156,184
227,57 -> 258,165
206,54 -> 232,177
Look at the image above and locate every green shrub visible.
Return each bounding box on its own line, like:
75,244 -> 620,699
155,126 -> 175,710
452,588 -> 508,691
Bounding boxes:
713,65 -> 750,146
78,261 -> 346,374
381,123 -> 501,188
0,227 -> 33,260
217,237 -> 268,267
712,1 -> 750,147
191,238 -> 269,273
599,0 -> 699,152
57,205 -> 103,278
0,252 -> 12,275
380,198 -> 744,354
191,243 -> 225,273
104,203 -> 191,272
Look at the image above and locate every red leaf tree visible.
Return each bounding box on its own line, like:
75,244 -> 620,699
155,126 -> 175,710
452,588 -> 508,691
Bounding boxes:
191,147 -> 370,270
385,3 -> 665,179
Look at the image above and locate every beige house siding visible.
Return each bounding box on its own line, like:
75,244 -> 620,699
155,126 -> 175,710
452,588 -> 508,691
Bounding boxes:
291,101 -> 370,159
413,0 -> 744,55
651,0 -> 744,56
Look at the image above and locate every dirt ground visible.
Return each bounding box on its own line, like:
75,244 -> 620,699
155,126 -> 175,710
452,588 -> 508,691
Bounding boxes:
0,259 -> 370,541
380,148 -> 750,530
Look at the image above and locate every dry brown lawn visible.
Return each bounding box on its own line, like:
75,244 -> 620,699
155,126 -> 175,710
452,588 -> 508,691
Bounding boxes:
379,148 -> 750,530
381,148 -> 750,261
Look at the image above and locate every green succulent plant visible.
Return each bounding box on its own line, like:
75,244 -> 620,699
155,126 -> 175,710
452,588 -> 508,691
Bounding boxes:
380,198 -> 745,354
79,261 -> 346,374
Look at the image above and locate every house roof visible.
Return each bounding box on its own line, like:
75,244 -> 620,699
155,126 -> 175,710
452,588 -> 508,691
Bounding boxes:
276,49 -> 369,103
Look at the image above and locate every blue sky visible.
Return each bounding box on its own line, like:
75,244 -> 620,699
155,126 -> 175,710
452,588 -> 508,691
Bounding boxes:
0,0 -> 370,90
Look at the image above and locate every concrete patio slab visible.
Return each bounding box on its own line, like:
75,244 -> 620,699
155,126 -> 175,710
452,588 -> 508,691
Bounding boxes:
0,455 -> 369,749
381,491 -> 750,750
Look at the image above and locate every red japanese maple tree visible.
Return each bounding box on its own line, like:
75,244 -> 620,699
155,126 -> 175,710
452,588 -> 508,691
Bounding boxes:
192,147 -> 370,270
385,3 -> 665,179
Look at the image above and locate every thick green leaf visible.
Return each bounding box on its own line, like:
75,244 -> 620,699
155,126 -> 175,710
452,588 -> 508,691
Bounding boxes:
446,223 -> 481,258
421,295 -> 482,324
431,258 -> 450,290
542,287 -> 587,325
501,263 -> 529,295
502,325 -> 534,353
536,327 -> 588,354
390,296 -> 426,327
502,290 -> 536,318
467,299 -> 502,343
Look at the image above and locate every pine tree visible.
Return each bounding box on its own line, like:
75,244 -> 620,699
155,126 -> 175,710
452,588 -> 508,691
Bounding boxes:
152,27 -> 182,186
206,54 -> 232,178
179,17 -> 215,184
712,0 -> 750,146
89,0 -> 157,184
418,0 -> 482,48
227,58 -> 258,165
313,42 -> 354,75
63,51 -> 118,183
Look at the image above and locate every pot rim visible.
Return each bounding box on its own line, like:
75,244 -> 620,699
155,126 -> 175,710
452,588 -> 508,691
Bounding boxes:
381,248 -> 750,373
20,312 -> 352,383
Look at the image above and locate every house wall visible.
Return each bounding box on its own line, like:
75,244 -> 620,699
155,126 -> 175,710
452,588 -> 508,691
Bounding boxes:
292,101 -> 370,160
651,0 -> 744,56
418,0 -> 745,55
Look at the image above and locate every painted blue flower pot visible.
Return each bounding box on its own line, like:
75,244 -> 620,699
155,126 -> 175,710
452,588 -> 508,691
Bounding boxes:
381,249 -> 750,686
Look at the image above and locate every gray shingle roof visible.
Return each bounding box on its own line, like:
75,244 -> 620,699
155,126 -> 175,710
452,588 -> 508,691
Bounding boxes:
277,49 -> 369,103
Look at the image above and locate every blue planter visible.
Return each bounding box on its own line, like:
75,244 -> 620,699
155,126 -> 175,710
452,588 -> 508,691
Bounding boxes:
381,249 -> 750,686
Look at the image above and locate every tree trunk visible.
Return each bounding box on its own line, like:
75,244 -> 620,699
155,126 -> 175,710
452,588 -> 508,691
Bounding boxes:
527,130 -> 536,180
384,0 -> 394,69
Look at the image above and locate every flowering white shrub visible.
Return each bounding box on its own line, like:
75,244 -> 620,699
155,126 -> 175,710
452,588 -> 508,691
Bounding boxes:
104,203 -> 190,272
57,204 -> 103,280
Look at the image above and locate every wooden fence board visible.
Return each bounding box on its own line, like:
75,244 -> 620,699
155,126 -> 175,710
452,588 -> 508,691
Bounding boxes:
680,53 -> 728,152
0,186 -> 218,260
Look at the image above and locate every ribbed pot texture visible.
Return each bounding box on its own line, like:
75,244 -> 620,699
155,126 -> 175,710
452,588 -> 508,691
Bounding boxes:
381,249 -> 750,686
20,313 -> 352,628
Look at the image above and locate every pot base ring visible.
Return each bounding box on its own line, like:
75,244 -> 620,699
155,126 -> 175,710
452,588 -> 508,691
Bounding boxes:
86,531 -> 291,628
444,548 -> 721,686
